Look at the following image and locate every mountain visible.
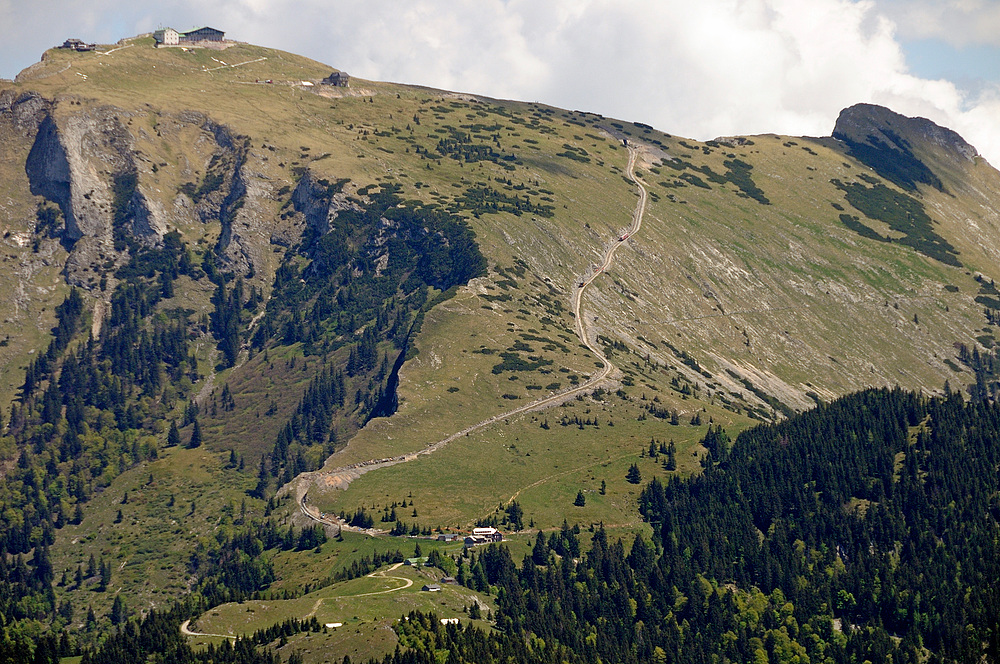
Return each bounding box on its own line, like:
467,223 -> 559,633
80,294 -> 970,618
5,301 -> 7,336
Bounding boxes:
1,34 -> 1000,662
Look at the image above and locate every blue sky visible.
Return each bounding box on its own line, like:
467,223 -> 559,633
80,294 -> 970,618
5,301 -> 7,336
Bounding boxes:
904,39 -> 1000,95
2,0 -> 999,166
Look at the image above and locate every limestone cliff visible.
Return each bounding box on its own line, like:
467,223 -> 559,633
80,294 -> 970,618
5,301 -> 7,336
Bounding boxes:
7,95 -> 275,287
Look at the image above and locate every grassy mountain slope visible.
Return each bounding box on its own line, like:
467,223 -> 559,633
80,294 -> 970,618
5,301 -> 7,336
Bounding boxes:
2,35 -> 1000,659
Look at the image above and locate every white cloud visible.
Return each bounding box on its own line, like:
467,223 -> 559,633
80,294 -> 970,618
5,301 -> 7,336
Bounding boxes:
1,0 -> 999,166
875,0 -> 1000,47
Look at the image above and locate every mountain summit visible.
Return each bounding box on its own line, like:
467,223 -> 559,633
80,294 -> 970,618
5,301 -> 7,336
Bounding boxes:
833,102 -> 981,193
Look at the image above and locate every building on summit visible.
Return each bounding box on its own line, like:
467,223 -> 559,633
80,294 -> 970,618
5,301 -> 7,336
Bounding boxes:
59,38 -> 96,52
152,28 -> 179,46
154,27 -> 226,47
181,27 -> 225,43
321,71 -> 350,87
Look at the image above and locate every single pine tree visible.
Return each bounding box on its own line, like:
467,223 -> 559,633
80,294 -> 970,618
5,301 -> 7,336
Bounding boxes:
188,418 -> 202,448
626,463 -> 642,484
167,420 -> 180,447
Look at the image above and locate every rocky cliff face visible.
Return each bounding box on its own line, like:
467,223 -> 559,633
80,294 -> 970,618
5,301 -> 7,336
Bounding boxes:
291,170 -> 359,236
4,94 -> 277,287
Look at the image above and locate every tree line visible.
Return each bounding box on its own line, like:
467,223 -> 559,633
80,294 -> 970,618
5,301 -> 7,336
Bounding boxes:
379,388 -> 1000,664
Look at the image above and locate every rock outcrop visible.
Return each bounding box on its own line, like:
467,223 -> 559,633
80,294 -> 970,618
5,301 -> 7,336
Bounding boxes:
12,97 -> 277,285
291,170 -> 359,236
834,103 -> 978,164
832,103 -> 981,193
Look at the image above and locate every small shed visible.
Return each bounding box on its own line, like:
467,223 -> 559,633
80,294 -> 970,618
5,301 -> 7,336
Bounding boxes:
404,557 -> 428,566
421,584 -> 441,592
440,576 -> 457,584
322,71 -> 350,87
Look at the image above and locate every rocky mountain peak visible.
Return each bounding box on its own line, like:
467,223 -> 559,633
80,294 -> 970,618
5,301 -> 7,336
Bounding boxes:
834,103 -> 978,163
832,103 -> 979,192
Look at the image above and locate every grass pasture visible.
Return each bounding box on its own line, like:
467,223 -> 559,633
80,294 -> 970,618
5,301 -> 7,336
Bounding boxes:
313,390 -> 749,532
188,557 -> 493,664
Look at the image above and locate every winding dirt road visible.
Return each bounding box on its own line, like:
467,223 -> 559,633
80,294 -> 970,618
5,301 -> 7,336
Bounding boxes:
182,564 -> 415,639
354,562 -> 413,596
180,619 -> 237,640
304,562 -> 413,619
294,144 -> 650,528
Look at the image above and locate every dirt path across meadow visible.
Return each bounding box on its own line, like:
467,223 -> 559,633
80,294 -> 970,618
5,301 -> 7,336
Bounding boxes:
292,144 -> 650,529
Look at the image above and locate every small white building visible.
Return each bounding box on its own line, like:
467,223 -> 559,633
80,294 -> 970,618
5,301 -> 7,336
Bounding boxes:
153,28 -> 180,46
471,527 -> 503,542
